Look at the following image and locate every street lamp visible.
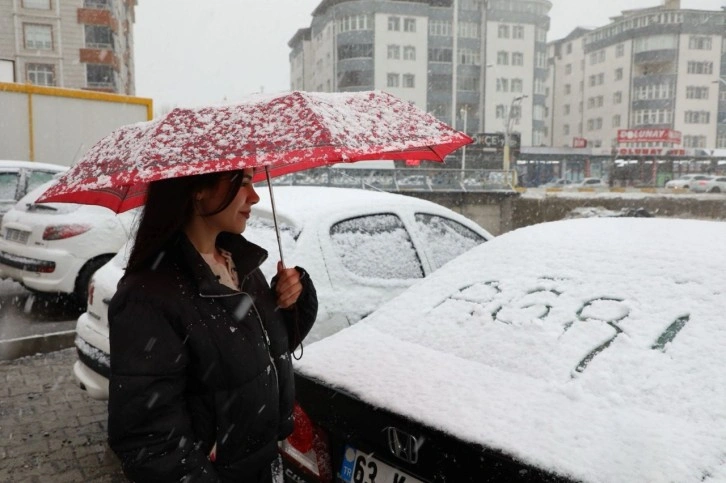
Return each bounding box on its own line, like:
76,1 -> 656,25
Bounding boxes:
713,76 -> 726,86
503,95 -> 527,175
460,106 -> 469,174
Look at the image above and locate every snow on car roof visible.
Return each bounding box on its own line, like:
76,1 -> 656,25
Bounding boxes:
0,160 -> 68,172
253,185 -> 473,230
295,217 -> 726,483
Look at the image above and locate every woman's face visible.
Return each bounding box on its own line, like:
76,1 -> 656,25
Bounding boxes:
198,168 -> 259,234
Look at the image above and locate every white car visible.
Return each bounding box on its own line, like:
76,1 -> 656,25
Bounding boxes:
665,173 -> 711,190
700,175 -> 726,193
689,175 -> 718,193
0,160 -> 68,221
73,186 -> 494,400
283,217 -> 726,483
564,177 -> 607,189
0,180 -> 138,304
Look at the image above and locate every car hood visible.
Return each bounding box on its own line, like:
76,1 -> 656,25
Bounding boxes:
294,218 -> 726,483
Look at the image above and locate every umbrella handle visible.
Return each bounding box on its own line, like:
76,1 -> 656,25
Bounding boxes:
265,166 -> 285,269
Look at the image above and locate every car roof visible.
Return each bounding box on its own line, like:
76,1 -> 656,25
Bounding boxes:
253,185 -> 488,234
0,160 -> 68,172
295,217 -> 726,482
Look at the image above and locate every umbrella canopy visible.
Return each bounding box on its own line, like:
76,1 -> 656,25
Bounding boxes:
38,90 -> 471,213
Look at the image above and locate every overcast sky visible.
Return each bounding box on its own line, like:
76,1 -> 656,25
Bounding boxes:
133,0 -> 723,112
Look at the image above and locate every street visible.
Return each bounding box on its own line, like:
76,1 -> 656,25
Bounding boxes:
0,348 -> 125,482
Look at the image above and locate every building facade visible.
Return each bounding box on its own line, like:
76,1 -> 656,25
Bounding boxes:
545,1 -> 726,152
289,0 -> 552,149
0,0 -> 137,94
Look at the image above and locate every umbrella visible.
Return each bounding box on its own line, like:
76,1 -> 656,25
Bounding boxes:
38,90 -> 471,264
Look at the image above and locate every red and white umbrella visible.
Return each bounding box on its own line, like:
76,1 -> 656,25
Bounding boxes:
39,90 -> 471,263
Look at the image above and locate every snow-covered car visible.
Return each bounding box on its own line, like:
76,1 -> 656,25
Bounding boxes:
73,186 -> 493,400
665,173 -> 711,190
564,177 -> 607,189
0,180 -> 138,304
689,175 -> 718,193
282,218 -> 726,483
542,177 -> 572,188
700,175 -> 726,193
0,160 -> 68,221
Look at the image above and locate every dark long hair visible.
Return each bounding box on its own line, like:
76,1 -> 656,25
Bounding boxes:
126,170 -> 244,273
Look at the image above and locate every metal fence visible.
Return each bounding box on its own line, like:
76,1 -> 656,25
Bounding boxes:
269,167 -> 517,192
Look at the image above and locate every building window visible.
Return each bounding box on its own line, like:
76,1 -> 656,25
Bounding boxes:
402,74 -> 415,88
512,25 -> 524,39
685,86 -> 709,99
564,84 -> 571,95
338,14 -> 373,32
387,45 -> 400,60
683,135 -> 707,148
563,104 -> 570,115
687,61 -> 713,75
22,0 -> 50,8
563,124 -> 570,135
511,78 -> 523,93
459,22 -> 479,39
614,91 -> 622,104
403,18 -> 416,32
495,104 -> 506,119
458,76 -> 477,91
85,25 -> 113,49
615,68 -> 623,81
566,43 -> 572,54
387,73 -> 400,88
497,51 -> 509,65
612,115 -> 621,127
684,111 -> 710,124
459,49 -> 479,65
498,24 -> 509,38
338,43 -> 373,60
688,36 -> 712,50
496,78 -> 509,92
512,52 -> 524,66
403,46 -> 416,61
86,64 -> 115,88
616,43 -> 625,57
565,63 -> 572,75
388,17 -> 400,31
24,24 -> 52,50
338,70 -> 372,88
429,20 -> 451,36
717,134 -> 726,148
26,63 -> 55,85
84,0 -> 111,8
428,48 -> 452,63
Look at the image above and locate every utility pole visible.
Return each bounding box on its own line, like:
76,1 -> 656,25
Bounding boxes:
503,95 -> 527,183
452,0 -> 458,130
461,106 -> 468,174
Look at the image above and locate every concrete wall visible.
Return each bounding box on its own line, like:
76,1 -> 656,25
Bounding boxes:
406,191 -> 726,235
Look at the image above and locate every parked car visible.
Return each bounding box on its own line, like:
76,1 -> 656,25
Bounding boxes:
701,176 -> 726,193
73,186 -> 494,400
564,177 -> 607,189
665,173 -> 711,190
281,217 -> 726,483
542,178 -> 572,188
0,160 -> 67,221
688,175 -> 717,193
0,180 -> 138,304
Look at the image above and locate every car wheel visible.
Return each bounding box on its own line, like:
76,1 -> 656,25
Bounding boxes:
709,187 -> 721,193
74,255 -> 113,306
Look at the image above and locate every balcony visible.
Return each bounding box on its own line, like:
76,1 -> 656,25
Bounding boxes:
633,49 -> 677,65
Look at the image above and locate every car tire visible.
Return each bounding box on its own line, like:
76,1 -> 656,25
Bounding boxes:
709,187 -> 721,193
74,255 -> 113,306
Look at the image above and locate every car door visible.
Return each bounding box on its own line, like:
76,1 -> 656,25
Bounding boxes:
318,211 -> 425,332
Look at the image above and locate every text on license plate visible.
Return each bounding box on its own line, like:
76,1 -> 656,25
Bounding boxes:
339,445 -> 424,483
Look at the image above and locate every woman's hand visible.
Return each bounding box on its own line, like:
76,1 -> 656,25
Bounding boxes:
275,262 -> 303,309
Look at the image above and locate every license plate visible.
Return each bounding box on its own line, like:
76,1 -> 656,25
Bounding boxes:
5,228 -> 30,244
339,445 -> 423,483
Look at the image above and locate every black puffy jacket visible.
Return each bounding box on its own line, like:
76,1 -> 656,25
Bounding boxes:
107,231 -> 317,482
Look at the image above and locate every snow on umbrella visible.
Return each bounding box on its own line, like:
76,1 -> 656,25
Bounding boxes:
38,90 -> 471,263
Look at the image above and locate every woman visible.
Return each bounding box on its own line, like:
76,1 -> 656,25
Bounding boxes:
107,168 -> 317,482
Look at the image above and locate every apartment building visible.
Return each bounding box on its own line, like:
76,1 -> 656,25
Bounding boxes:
545,0 -> 726,151
0,0 -> 137,94
289,0 -> 552,147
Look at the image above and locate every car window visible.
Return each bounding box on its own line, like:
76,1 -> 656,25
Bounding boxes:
0,172 -> 20,201
330,214 -> 424,279
26,170 -> 59,193
414,213 -> 487,270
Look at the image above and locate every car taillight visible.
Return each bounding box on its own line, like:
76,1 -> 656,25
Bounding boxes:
42,224 -> 91,240
279,403 -> 333,482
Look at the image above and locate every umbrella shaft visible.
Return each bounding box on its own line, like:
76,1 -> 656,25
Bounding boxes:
265,166 -> 286,269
